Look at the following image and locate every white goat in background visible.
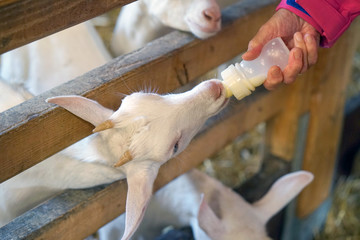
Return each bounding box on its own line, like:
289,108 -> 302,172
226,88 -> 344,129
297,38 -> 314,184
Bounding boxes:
99,169 -> 313,240
0,80 -> 228,240
111,0 -> 222,55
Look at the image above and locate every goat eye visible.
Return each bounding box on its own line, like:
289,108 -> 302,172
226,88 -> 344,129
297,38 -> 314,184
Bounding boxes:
173,142 -> 179,154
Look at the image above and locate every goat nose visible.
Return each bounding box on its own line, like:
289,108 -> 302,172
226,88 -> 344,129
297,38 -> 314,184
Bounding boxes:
207,80 -> 223,100
202,8 -> 221,23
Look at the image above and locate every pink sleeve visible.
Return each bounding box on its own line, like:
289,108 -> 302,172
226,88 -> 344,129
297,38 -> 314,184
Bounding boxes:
277,0 -> 360,47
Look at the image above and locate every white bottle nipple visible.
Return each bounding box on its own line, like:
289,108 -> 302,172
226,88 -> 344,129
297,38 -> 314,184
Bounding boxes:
221,37 -> 289,100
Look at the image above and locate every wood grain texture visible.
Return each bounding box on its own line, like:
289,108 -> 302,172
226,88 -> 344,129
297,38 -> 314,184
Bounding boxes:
0,0 -> 135,54
265,73 -> 311,161
0,0 -> 277,184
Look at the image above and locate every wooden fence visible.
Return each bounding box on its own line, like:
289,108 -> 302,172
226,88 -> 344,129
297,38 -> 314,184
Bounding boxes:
0,0 -> 359,238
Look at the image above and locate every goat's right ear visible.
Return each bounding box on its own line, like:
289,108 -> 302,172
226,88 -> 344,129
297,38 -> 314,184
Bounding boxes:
46,95 -> 114,127
252,171 -> 314,223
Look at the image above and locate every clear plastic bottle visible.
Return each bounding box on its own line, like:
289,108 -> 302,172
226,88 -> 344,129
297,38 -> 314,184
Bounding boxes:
221,37 -> 289,100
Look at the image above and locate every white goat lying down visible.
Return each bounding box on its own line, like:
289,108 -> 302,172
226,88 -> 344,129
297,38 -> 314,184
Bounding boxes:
99,169 -> 313,240
0,80 -> 228,240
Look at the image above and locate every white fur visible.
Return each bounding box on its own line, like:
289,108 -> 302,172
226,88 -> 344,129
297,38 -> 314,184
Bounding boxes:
99,169 -> 313,240
111,0 -> 222,55
0,21 -> 111,97
0,79 -> 228,240
0,80 -> 28,112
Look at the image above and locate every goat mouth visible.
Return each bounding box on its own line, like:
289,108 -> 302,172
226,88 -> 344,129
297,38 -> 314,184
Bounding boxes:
185,18 -> 221,35
210,98 -> 229,116
190,22 -> 220,34
219,98 -> 229,111
221,98 -> 229,108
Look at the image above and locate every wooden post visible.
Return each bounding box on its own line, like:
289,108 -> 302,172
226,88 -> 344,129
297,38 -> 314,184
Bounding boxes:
265,74 -> 311,161
296,20 -> 360,218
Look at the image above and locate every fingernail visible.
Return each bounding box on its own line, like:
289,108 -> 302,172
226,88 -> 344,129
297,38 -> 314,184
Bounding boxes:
271,67 -> 282,78
305,34 -> 312,43
247,41 -> 254,51
295,32 -> 302,42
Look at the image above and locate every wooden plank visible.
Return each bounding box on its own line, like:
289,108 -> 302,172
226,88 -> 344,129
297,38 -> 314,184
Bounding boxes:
0,0 -> 278,184
0,85 -> 288,239
0,0 -> 135,54
0,0 -> 19,7
296,20 -> 360,218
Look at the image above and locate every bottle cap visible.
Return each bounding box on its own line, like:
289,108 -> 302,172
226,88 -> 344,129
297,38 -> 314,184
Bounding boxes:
221,64 -> 251,100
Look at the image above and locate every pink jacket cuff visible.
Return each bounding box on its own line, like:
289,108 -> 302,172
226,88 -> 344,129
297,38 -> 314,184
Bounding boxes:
277,0 -> 358,47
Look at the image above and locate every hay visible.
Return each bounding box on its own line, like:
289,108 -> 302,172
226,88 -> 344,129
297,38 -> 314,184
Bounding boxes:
314,177 -> 360,240
197,123 -> 265,188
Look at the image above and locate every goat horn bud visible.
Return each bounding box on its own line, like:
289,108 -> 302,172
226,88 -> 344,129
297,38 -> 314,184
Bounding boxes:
114,150 -> 133,167
93,120 -> 114,132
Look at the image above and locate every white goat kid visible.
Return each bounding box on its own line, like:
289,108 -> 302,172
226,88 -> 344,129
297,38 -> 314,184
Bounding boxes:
111,0 -> 221,55
99,169 -> 313,240
0,79 -> 228,240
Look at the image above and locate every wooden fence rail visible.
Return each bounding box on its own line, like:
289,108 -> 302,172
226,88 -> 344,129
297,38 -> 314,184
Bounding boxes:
0,0 -> 135,54
0,0 -> 359,238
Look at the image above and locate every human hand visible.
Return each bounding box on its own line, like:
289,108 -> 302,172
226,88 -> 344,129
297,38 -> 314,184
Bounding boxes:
242,9 -> 320,90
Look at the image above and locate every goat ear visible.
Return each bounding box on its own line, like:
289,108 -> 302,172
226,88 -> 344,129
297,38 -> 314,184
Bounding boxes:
198,194 -> 225,239
46,95 -> 114,126
252,171 -> 314,223
120,162 -> 160,240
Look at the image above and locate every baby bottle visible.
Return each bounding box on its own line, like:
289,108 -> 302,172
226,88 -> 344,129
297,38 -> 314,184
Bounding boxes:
221,37 -> 289,100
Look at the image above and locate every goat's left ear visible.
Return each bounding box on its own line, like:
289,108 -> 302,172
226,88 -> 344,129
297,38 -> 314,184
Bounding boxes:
46,95 -> 114,127
198,194 -> 225,238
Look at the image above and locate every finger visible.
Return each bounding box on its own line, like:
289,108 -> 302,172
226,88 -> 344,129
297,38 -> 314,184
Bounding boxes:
283,48 -> 303,84
242,44 -> 262,61
294,32 -> 308,73
242,23 -> 276,61
304,34 -> 318,67
264,66 -> 283,90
